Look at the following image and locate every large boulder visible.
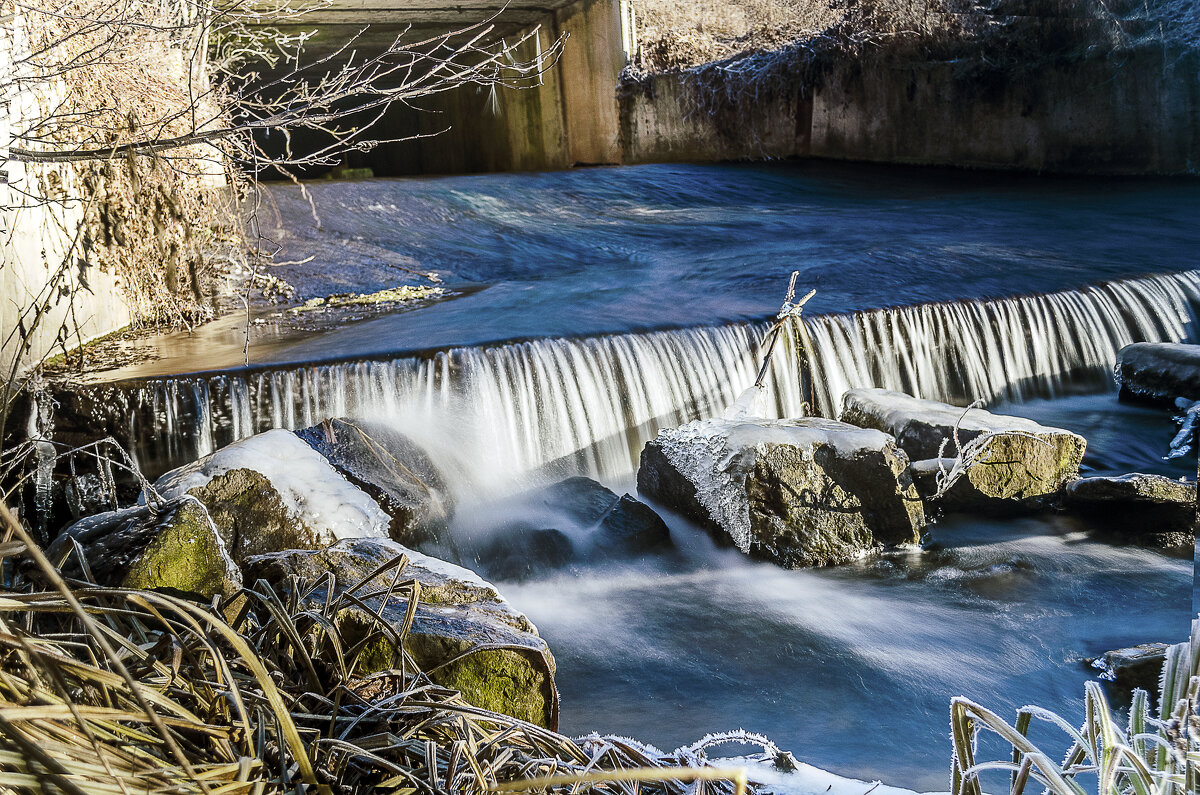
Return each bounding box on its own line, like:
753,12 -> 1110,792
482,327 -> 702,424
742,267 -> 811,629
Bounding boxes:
245,538 -> 558,729
296,418 -> 453,547
153,429 -> 390,557
50,498 -> 241,599
840,388 -> 1085,511
637,415 -> 924,568
1116,343 -> 1200,406
187,468 -> 330,562
1065,474 -> 1196,548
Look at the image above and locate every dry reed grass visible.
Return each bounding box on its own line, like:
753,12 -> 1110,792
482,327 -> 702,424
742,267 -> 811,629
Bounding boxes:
0,502 -> 784,793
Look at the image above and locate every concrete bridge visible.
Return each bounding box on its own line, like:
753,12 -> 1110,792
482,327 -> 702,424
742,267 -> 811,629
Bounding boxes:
263,0 -> 637,174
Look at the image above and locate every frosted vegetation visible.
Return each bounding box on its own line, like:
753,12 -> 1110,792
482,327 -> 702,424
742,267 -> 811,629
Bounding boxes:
630,0 -> 1199,73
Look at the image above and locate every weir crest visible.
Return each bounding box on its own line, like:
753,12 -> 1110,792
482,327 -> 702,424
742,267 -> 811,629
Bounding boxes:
64,270 -> 1200,487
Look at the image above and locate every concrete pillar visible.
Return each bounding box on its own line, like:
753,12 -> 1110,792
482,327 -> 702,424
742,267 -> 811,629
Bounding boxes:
554,0 -> 624,165
0,10 -> 134,378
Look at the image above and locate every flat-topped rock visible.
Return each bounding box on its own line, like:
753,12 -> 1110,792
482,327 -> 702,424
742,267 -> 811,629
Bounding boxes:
1090,643 -> 1169,693
245,538 -> 557,728
1066,474 -> 1196,547
1116,343 -> 1200,406
840,389 -> 1085,510
637,415 -> 924,569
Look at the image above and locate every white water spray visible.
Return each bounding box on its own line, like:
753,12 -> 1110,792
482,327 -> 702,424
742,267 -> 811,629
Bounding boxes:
106,270 -> 1200,486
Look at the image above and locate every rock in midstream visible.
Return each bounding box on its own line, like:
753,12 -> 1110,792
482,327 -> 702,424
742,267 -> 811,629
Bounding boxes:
296,418 -> 453,547
245,538 -> 558,728
637,415 -> 925,568
1089,643 -> 1170,694
1116,342 -> 1200,406
464,476 -> 673,581
1065,473 -> 1197,549
840,388 -> 1085,512
519,476 -> 672,557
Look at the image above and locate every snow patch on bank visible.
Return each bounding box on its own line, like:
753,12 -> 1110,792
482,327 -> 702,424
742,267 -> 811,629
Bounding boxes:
724,757 -> 941,795
153,428 -> 390,539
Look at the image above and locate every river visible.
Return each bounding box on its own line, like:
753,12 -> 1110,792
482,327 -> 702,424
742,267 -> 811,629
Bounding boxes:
73,161 -> 1199,791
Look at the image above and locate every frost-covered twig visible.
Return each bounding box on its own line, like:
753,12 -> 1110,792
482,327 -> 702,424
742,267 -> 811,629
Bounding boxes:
1165,398 -> 1200,460
931,401 -> 1053,501
753,270 -> 814,389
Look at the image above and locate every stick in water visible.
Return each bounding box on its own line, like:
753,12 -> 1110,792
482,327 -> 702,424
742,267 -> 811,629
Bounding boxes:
754,271 -> 815,388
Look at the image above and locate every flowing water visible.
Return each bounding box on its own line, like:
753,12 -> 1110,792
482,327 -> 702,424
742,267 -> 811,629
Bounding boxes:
67,163 -> 1200,791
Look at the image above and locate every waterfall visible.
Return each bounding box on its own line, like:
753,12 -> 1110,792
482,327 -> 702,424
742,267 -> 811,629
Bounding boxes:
82,270 -> 1200,485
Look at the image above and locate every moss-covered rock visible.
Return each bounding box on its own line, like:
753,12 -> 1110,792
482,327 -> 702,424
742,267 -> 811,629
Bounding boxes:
188,468 -> 332,562
51,498 -> 241,599
245,539 -> 557,728
841,388 -> 1086,512
637,415 -> 924,568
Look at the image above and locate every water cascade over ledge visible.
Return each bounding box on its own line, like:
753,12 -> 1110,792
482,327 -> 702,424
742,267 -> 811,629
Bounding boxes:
60,270 -> 1200,486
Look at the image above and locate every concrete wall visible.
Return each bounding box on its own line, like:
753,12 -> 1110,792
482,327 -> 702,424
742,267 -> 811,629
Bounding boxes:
332,0 -> 626,175
621,48 -> 1200,175
0,13 -> 135,378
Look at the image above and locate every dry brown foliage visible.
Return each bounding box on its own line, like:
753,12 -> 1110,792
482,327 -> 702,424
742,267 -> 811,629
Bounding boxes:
633,0 -> 844,71
8,0 -> 237,327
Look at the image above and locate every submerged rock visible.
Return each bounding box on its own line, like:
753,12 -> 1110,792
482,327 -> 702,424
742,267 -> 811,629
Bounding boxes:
1116,343 -> 1200,406
475,526 -> 575,582
526,476 -> 672,558
637,415 -> 924,568
51,498 -> 241,599
245,538 -> 557,728
296,418 -> 453,547
1089,643 -> 1169,694
840,388 -> 1085,511
465,477 -> 672,581
1065,474 -> 1196,548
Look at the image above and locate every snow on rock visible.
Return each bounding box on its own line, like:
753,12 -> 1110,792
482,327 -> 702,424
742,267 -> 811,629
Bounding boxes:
153,429 -> 390,542
840,388 -> 1085,511
637,415 -> 924,568
727,757 -> 942,795
840,388 -> 1077,459
295,417 -> 453,547
1117,342 -> 1200,406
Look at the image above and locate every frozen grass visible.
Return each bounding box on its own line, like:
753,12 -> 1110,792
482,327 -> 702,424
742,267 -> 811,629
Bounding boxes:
951,616 -> 1200,795
0,503 -> 780,793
